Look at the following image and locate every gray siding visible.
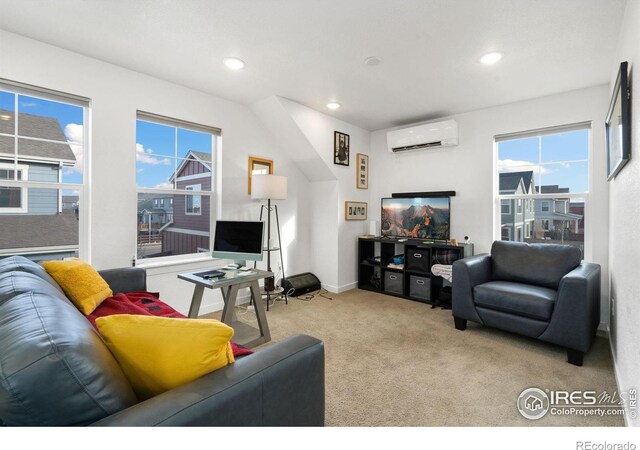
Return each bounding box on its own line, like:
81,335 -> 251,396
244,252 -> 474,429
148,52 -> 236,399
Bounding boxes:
27,163 -> 60,215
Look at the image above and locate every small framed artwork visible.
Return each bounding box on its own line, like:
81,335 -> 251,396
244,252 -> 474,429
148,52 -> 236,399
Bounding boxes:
356,153 -> 368,189
334,131 -> 350,166
345,201 -> 367,220
248,156 -> 273,195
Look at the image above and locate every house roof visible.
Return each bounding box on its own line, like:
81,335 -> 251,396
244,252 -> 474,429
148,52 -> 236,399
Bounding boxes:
536,185 -> 570,194
499,171 -> 534,194
0,210 -> 78,250
0,110 -> 76,164
169,150 -> 212,182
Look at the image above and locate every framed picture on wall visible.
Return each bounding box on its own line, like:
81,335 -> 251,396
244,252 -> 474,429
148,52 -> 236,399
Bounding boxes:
345,201 -> 367,220
248,156 -> 273,195
356,153 -> 368,189
334,131 -> 350,166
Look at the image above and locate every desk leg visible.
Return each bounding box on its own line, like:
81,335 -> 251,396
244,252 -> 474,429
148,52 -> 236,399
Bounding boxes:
221,284 -> 240,325
188,285 -> 205,319
250,280 -> 271,342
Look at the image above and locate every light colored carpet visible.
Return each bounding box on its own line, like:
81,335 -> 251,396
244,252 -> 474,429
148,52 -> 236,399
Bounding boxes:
205,288 -> 623,426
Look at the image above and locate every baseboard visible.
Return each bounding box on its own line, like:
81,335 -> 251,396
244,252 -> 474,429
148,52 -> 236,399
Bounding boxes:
607,324 -> 630,427
322,281 -> 358,294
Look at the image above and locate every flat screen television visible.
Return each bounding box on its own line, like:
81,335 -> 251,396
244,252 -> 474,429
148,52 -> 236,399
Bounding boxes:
212,220 -> 264,263
381,197 -> 450,240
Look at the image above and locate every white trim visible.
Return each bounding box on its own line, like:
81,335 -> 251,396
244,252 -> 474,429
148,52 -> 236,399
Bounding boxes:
0,162 -> 28,213
322,281 -> 357,294
0,244 -> 79,256
500,199 -> 511,215
495,121 -> 591,142
136,253 -> 215,269
163,227 -> 210,237
176,173 -> 210,182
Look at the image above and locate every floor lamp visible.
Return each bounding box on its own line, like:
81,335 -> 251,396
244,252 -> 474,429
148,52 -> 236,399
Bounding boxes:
251,174 -> 288,310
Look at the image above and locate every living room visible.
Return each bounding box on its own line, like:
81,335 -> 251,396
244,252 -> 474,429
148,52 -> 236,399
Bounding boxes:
0,0 -> 638,445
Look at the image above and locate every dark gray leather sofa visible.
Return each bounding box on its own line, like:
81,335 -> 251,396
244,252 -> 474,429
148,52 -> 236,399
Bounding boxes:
452,241 -> 600,366
0,256 -> 325,426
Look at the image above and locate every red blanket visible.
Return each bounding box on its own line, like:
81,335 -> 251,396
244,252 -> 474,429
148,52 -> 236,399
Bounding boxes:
88,291 -> 253,357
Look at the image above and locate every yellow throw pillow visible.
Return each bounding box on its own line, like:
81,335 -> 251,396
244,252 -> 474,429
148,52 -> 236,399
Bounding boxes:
96,315 -> 235,400
43,258 -> 112,314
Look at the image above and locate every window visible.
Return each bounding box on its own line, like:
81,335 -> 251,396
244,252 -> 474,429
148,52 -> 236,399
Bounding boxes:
541,201 -> 550,212
0,80 -> 88,262
501,200 -> 511,215
185,184 -> 201,215
136,111 -> 220,261
496,123 -> 589,255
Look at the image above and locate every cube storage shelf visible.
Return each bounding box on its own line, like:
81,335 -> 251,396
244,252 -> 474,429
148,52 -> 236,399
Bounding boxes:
358,237 -> 474,308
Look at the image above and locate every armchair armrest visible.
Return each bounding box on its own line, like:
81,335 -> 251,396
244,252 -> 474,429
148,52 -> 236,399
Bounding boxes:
98,267 -> 147,294
539,262 -> 601,352
91,334 -> 325,426
452,254 -> 492,323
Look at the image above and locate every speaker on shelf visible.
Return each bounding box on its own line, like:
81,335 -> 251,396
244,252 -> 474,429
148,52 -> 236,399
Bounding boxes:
369,220 -> 379,236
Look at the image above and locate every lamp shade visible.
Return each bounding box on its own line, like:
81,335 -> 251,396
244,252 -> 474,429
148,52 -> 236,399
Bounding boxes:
251,174 -> 288,200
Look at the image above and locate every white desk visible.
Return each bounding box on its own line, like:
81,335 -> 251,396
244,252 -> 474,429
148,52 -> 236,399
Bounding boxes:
178,268 -> 273,348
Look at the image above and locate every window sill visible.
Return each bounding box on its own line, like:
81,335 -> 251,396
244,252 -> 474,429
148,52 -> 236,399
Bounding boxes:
135,254 -> 215,269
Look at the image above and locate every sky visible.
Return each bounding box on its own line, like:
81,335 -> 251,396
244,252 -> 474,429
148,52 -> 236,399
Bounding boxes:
498,129 -> 589,193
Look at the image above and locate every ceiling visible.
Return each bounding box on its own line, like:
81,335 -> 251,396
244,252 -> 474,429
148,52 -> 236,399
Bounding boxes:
0,0 -> 627,131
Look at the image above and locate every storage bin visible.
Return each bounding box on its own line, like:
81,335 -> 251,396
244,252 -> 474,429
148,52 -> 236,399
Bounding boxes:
383,271 -> 404,295
406,248 -> 430,273
409,275 -> 431,300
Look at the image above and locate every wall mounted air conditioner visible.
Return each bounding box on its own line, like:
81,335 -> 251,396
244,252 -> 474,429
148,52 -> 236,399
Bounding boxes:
387,119 -> 458,153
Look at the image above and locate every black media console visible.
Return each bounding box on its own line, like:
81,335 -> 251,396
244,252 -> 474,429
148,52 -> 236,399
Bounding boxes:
357,237 -> 474,308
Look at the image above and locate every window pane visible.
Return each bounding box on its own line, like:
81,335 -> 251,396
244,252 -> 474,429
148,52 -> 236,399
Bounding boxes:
0,187 -> 79,262
16,95 -> 83,142
541,129 -> 588,163
497,137 -> 538,165
177,128 -> 212,159
136,156 -> 177,189
0,90 -> 15,134
137,192 -> 209,260
538,161 -> 588,194
136,120 -> 175,157
500,198 -> 584,257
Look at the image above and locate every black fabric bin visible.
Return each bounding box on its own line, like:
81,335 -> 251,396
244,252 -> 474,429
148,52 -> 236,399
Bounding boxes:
406,248 -> 430,273
384,271 -> 404,295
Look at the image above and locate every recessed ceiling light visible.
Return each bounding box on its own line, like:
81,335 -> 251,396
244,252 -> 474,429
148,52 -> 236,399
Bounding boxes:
365,56 -> 382,66
480,52 -> 503,65
223,57 -> 245,70
326,102 -> 341,110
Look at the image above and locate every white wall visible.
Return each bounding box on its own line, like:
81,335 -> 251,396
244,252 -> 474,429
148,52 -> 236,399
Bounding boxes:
278,98 -> 371,291
369,86 -> 611,323
608,0 -> 640,427
0,30 -> 312,315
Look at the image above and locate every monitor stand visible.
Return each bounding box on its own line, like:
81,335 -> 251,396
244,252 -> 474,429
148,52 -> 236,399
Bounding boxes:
233,260 -> 247,268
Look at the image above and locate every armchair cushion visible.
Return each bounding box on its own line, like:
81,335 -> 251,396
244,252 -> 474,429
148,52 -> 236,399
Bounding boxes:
473,281 -> 557,321
491,241 -> 582,289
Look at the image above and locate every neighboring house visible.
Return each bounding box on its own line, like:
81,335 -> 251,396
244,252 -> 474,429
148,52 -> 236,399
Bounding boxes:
534,185 -> 582,241
0,110 -> 78,261
137,193 -> 173,236
499,171 -> 536,242
160,150 -> 211,256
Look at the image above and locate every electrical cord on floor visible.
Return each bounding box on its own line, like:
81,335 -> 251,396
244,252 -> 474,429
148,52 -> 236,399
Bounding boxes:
296,288 -> 333,301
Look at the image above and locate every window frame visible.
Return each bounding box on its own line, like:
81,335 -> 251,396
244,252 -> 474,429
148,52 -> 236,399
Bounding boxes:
495,122 -> 591,256
135,111 -> 221,266
0,79 -> 90,261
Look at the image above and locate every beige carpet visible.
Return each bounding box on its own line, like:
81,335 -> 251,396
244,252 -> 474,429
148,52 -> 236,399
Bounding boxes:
205,288 -> 623,427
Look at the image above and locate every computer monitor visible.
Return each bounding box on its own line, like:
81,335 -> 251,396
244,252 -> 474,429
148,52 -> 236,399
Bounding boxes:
212,220 -> 264,265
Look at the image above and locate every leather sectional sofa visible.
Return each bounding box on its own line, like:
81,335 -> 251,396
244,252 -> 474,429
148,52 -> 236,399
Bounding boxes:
0,256 -> 325,426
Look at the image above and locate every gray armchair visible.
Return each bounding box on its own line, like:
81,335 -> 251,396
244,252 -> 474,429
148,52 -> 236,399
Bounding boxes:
452,241 -> 600,366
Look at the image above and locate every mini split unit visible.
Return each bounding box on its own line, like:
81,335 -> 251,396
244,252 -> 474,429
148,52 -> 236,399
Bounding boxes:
387,119 -> 459,152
